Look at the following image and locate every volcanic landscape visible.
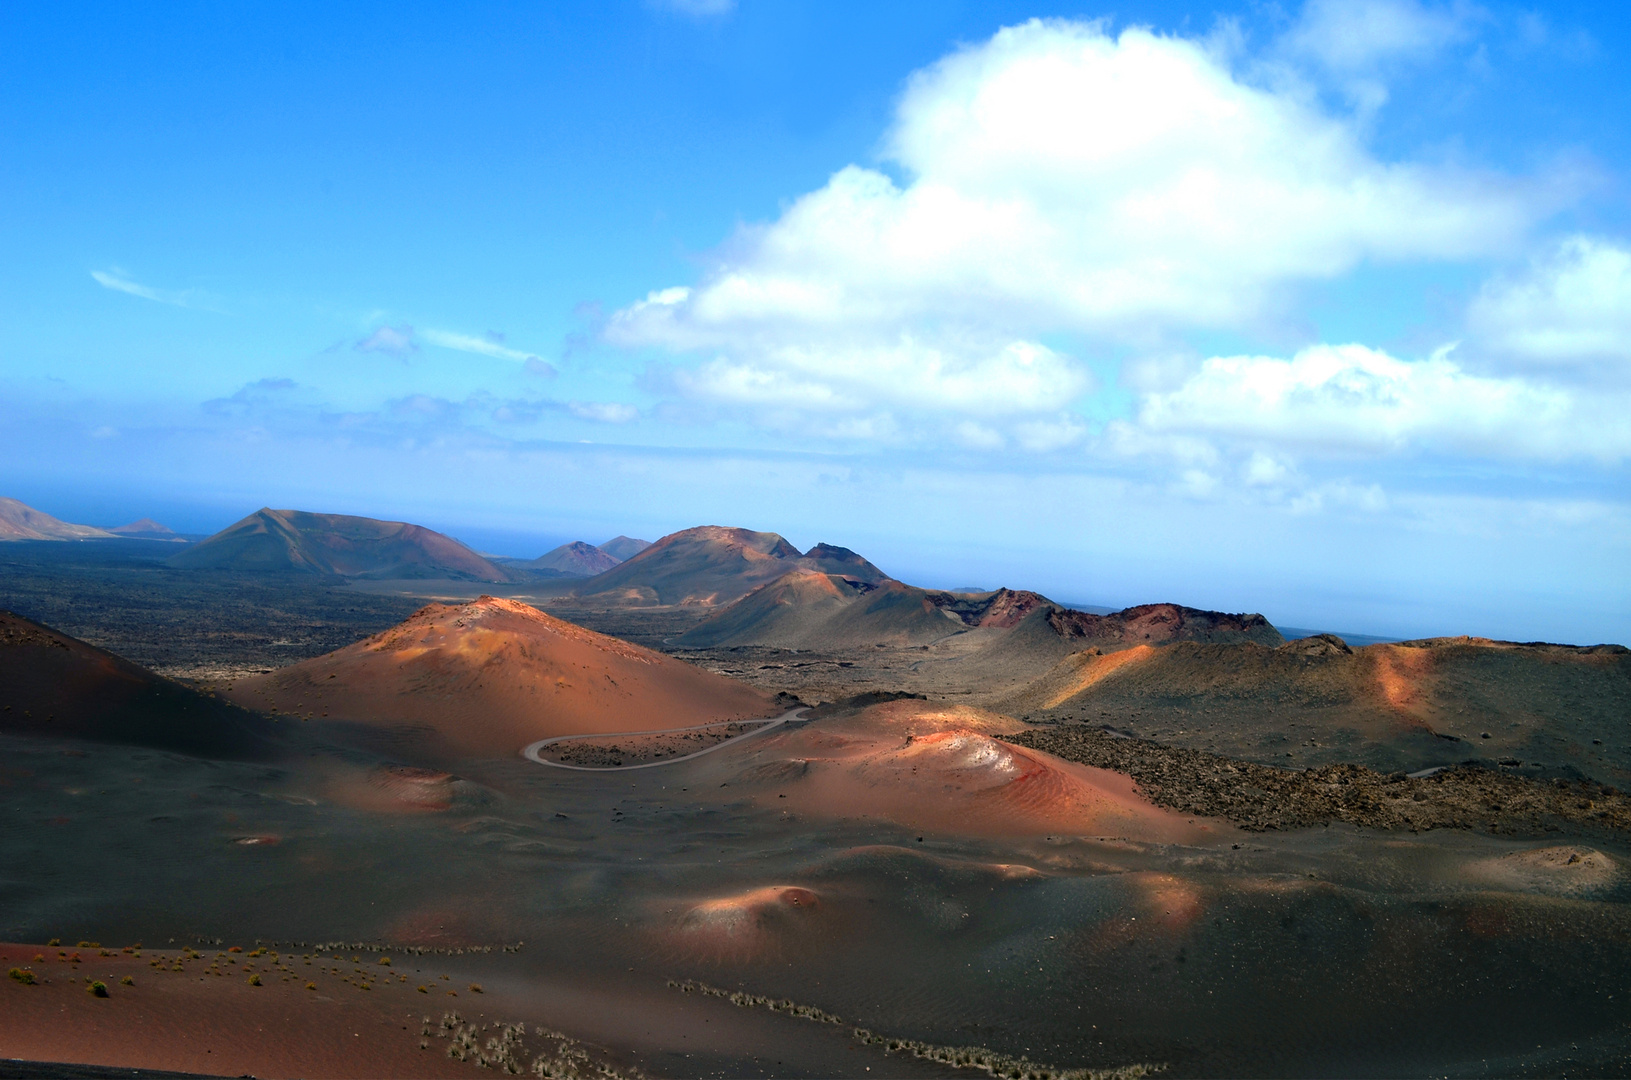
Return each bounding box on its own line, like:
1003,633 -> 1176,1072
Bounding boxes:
2,502 -> 1629,1078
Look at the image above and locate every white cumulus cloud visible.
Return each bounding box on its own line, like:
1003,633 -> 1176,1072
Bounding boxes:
1467,236 -> 1631,367
608,18 -> 1547,446
1130,342 -> 1628,462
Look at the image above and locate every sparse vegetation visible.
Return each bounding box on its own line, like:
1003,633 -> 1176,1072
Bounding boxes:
666,979 -> 1158,1080
248,973 -> 262,986
1006,726 -> 1631,833
9,967 -> 37,985
431,1013 -> 639,1078
120,975 -> 134,986
87,980 -> 108,997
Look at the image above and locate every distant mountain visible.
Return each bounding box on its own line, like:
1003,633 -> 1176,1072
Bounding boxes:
169,508 -> 517,581
223,596 -> 775,759
675,576 -> 1051,649
0,497 -> 117,541
529,540 -> 622,577
572,526 -> 890,607
676,569 -> 1283,672
598,535 -> 652,561
0,609 -> 278,758
109,517 -> 183,541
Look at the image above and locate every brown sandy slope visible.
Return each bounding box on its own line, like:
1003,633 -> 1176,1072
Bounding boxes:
169,508 -> 516,582
998,634 -> 1631,782
0,497 -> 116,541
0,610 -> 278,759
527,540 -> 620,576
225,596 -> 776,758
709,699 -> 1223,843
572,526 -> 888,606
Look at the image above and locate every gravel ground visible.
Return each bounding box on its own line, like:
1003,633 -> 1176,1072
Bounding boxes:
1005,724 -> 1631,834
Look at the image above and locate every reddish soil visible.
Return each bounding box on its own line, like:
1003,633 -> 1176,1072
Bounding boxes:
0,944 -> 483,1078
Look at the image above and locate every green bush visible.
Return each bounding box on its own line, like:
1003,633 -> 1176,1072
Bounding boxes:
8,967 -> 37,985
87,980 -> 108,997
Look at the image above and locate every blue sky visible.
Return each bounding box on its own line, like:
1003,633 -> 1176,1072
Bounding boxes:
2,0 -> 1628,643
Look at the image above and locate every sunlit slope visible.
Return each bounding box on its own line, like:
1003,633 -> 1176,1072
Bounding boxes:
0,496 -> 117,541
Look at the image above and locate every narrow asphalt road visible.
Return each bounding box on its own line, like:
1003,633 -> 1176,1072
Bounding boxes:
521,707 -> 806,772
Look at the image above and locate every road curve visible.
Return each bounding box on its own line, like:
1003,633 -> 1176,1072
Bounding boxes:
521,707 -> 805,772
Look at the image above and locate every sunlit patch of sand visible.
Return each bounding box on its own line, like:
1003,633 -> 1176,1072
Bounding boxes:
662,886 -> 825,960
321,764 -> 458,814
1128,871 -> 1205,931
1076,872 -> 1208,952
1372,645 -> 1433,715
1464,845 -> 1621,897
1035,646 -> 1157,709
732,702 -> 1224,843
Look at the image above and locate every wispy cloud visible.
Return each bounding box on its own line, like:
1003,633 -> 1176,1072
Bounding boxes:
355,325 -> 418,356
421,328 -> 548,364
569,401 -> 640,423
91,269 -> 210,309
647,0 -> 735,17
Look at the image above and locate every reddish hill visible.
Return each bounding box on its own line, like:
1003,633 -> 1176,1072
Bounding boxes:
169,508 -> 515,581
0,497 -> 116,541
223,596 -> 777,758
712,699 -> 1219,842
572,526 -> 889,607
0,610 -> 276,758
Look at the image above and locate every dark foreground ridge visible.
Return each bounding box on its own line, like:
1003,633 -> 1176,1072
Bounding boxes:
1005,725 -> 1631,833
0,1062 -> 227,1079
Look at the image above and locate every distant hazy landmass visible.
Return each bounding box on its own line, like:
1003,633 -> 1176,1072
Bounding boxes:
0,496 -> 117,541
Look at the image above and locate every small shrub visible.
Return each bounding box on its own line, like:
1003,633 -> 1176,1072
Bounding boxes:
378,956 -> 391,965
120,975 -> 134,986
46,938 -> 60,947
88,980 -> 108,997
228,946 -> 242,953
418,985 -> 430,993
248,974 -> 262,986
9,967 -> 37,985
306,982 -> 317,990
469,983 -> 484,993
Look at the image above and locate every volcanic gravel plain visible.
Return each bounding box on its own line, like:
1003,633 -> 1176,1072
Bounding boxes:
2,536 -> 1630,1078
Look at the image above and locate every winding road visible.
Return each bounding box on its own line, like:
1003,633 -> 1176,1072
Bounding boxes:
521,707 -> 806,772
